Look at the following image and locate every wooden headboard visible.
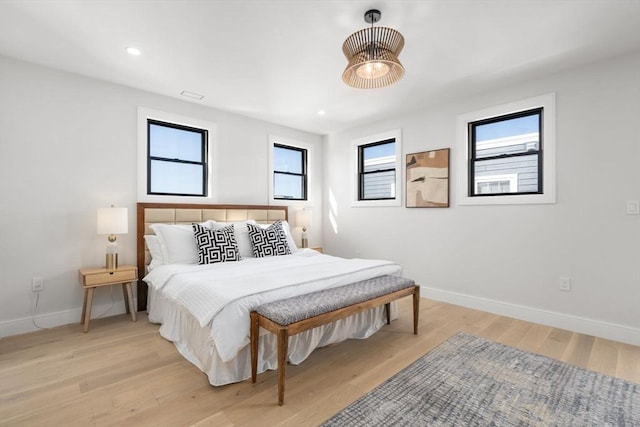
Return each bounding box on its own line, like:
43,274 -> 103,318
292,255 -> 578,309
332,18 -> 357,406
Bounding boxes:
136,202 -> 289,311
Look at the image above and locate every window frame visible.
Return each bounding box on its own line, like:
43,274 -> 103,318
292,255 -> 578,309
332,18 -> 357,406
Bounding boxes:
456,93 -> 556,205
137,107 -> 217,203
272,143 -> 308,201
468,107 -> 543,197
268,135 -> 313,205
351,129 -> 403,207
147,119 -> 208,197
358,138 -> 397,201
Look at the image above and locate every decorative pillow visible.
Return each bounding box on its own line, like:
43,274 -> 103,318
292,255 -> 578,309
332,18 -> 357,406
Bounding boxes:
192,223 -> 241,264
257,220 -> 298,253
247,220 -> 291,257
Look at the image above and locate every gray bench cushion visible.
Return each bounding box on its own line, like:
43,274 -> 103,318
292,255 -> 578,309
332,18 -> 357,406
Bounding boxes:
255,275 -> 415,326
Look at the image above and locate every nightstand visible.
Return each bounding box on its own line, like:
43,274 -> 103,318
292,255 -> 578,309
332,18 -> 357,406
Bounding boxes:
78,265 -> 138,332
310,247 -> 323,253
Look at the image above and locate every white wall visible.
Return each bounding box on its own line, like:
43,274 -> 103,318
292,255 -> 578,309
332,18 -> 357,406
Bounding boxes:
323,52 -> 640,345
0,55 -> 323,336
1,52 -> 638,344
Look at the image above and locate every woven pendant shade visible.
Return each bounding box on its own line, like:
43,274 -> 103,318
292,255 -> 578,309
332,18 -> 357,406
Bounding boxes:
342,10 -> 405,89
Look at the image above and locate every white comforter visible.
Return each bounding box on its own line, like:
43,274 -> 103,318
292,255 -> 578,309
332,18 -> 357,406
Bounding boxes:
144,249 -> 401,362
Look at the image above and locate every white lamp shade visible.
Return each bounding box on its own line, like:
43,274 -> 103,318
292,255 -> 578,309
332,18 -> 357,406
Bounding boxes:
296,208 -> 312,229
97,207 -> 128,235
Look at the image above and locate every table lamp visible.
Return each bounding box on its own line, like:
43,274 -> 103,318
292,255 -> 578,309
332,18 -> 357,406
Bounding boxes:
97,206 -> 128,270
296,208 -> 312,248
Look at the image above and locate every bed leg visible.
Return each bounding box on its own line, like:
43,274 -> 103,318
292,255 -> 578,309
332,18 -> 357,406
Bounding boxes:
277,327 -> 288,406
413,286 -> 420,335
250,312 -> 259,383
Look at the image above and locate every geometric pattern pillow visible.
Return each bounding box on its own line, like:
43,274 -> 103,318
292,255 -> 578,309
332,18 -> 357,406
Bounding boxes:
246,220 -> 291,258
192,223 -> 241,264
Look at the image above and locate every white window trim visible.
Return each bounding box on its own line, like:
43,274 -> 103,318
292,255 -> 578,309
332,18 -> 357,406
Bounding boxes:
268,134 -> 313,206
456,93 -> 556,205
351,129 -> 403,207
137,107 -> 218,203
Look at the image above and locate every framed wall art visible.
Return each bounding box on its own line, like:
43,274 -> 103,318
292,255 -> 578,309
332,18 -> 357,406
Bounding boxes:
406,148 -> 450,208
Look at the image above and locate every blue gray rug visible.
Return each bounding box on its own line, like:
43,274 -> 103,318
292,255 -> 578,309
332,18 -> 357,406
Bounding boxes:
321,332 -> 639,426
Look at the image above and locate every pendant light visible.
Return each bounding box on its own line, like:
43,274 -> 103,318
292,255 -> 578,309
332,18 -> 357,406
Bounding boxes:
342,9 -> 405,89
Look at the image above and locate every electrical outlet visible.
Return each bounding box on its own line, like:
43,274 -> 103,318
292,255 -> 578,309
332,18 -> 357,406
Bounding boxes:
32,277 -> 44,292
559,277 -> 571,292
626,200 -> 640,215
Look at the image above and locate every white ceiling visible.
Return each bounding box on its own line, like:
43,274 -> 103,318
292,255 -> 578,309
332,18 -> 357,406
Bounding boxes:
1,1 -> 639,135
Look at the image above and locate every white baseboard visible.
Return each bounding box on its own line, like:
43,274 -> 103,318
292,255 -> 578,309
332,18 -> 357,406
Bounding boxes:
422,287 -> 640,346
0,300 -> 134,338
3,288 -> 637,346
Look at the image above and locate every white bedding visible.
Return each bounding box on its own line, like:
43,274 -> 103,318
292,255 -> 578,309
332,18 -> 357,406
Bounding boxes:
145,249 -> 401,364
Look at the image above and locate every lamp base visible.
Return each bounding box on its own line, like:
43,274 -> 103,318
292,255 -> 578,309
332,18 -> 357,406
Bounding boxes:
301,227 -> 309,249
106,253 -> 118,270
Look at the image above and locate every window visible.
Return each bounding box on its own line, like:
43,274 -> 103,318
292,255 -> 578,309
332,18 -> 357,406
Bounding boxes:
137,107 -> 217,203
351,129 -> 402,207
456,93 -> 556,205
468,108 -> 542,197
268,135 -> 313,203
147,120 -> 207,196
273,143 -> 307,200
359,139 -> 396,200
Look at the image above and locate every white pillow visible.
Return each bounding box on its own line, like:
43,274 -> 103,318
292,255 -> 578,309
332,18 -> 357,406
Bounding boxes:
150,221 -> 214,264
257,220 -> 298,253
144,235 -> 164,270
281,220 -> 299,253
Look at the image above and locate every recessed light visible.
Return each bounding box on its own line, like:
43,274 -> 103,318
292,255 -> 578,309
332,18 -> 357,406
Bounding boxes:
181,90 -> 204,100
317,110 -> 326,116
126,47 -> 141,56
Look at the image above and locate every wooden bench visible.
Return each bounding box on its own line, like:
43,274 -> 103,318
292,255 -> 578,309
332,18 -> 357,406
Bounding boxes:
250,275 -> 420,405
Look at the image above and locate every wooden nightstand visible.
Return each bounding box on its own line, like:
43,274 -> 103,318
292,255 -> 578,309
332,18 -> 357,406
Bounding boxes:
78,265 -> 138,332
310,247 -> 323,253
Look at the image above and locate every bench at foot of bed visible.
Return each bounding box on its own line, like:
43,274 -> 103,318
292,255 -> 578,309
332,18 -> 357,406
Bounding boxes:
249,275 -> 420,405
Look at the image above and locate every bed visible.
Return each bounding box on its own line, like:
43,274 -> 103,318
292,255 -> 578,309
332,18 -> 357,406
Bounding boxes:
137,202 -> 402,386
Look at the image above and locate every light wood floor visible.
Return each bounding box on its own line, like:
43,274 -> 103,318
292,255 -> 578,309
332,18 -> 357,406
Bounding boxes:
1,298 -> 638,426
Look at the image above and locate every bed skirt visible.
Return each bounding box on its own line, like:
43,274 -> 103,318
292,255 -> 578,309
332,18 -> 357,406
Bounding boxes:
148,286 -> 396,386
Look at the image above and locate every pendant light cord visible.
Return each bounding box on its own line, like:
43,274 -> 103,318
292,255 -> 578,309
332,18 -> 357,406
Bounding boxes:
368,11 -> 374,60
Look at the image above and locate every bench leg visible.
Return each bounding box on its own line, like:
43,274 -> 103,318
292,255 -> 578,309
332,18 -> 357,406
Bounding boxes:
413,286 -> 420,335
277,327 -> 288,405
250,312 -> 259,383
384,302 -> 391,325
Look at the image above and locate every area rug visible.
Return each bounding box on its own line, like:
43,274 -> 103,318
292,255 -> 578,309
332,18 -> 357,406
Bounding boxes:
321,332 -> 639,426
